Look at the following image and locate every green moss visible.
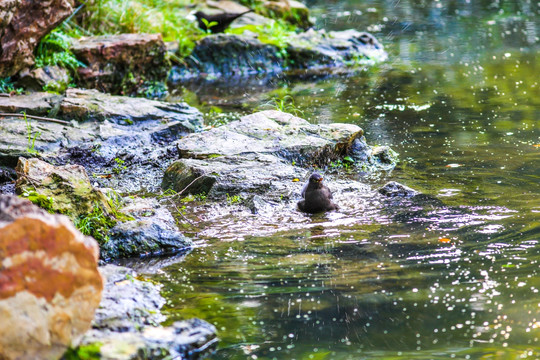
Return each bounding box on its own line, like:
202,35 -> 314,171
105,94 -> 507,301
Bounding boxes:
226,193 -> 243,205
20,191 -> 55,213
62,342 -> 102,360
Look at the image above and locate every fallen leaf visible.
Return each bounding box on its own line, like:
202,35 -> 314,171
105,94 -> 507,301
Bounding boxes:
292,178 -> 300,182
438,238 -> 451,243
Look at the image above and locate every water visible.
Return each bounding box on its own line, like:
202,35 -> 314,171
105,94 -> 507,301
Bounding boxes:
151,1 -> 540,358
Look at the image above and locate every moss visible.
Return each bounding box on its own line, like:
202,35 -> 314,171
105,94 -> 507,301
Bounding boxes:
20,191 -> 56,214
62,342 -> 102,360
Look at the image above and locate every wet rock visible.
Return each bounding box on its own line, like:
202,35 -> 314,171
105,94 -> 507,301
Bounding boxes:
91,265 -> 164,331
59,88 -> 202,131
0,195 -> 103,360
163,110 -> 395,199
287,29 -> 387,70
0,89 -> 202,192
379,181 -> 418,198
170,29 -> 387,82
81,265 -> 217,360
71,34 -> 170,95
15,157 -> 113,220
16,65 -> 70,93
170,34 -> 284,81
0,91 -> 62,116
0,0 -> 75,77
102,197 -> 193,261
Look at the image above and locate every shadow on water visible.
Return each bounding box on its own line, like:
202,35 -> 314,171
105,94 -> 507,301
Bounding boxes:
151,0 -> 540,358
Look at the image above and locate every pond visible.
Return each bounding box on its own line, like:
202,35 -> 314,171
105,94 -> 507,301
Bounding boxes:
151,1 -> 540,359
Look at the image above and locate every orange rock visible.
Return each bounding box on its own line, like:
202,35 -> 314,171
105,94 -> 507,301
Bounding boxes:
0,195 -> 103,360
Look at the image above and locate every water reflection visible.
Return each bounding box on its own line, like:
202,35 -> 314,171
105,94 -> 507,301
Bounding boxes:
153,0 -> 540,358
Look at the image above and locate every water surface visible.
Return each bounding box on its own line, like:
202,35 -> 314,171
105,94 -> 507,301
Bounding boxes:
152,1 -> 540,358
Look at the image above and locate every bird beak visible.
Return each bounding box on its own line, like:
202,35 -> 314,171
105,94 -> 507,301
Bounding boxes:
318,177 -> 323,182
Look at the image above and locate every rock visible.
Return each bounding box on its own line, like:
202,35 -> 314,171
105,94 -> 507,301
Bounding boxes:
80,265 -> 217,360
170,34 -> 284,81
16,65 -> 70,93
102,197 -> 193,261
59,88 -> 202,132
0,0 -> 75,77
71,34 -> 170,95
0,91 -> 62,116
163,110 -> 394,199
15,157 -> 113,220
170,29 -> 387,82
261,0 -> 312,28
91,265 -> 165,331
203,0 -> 272,28
0,89 -> 203,192
0,195 -> 103,360
379,181 -> 418,198
287,29 -> 387,70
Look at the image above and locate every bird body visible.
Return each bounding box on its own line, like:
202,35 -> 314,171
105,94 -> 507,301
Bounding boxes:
194,10 -> 254,33
298,173 -> 338,213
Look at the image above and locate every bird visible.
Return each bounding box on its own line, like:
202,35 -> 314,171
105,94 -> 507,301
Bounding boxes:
193,10 -> 254,33
297,173 -> 338,213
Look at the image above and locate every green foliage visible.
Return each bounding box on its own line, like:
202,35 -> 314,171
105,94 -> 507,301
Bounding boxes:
24,113 -> 41,155
112,157 -> 127,174
20,191 -> 55,213
34,29 -> 85,71
0,77 -> 23,94
258,94 -> 304,116
62,342 -> 102,360
226,20 -> 296,50
75,194 -> 133,245
181,193 -> 208,202
200,18 -> 218,34
226,193 -> 242,205
74,203 -> 116,244
329,156 -> 355,171
78,0 -> 204,58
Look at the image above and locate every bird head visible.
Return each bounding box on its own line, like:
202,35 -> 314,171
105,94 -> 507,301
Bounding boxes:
309,173 -> 324,186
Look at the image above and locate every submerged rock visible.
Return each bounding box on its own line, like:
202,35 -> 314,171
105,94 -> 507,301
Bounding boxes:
81,265 -> 217,360
71,33 -> 170,96
0,195 -> 103,360
379,181 -> 419,198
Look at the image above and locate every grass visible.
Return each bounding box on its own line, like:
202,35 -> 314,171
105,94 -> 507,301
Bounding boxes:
24,113 -> 41,154
74,194 -> 134,245
76,0 -> 205,58
226,20 -> 296,52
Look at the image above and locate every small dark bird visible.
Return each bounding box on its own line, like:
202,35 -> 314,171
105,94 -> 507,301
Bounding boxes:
298,173 -> 338,213
194,10 -> 254,33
